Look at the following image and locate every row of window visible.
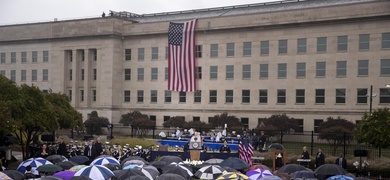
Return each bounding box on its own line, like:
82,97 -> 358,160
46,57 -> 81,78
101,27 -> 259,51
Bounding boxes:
124,33 -> 390,61
117,88 -> 390,104
121,59 -> 390,81
0,51 -> 49,64
68,89 -> 97,103
65,49 -> 98,62
68,69 -> 97,81
0,69 -> 49,82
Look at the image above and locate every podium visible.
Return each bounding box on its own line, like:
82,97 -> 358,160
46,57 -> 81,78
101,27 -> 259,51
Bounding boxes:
189,150 -> 201,160
297,159 -> 311,168
189,139 -> 202,160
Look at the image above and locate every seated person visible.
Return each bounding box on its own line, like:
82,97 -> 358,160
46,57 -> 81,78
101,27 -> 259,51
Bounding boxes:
24,165 -> 37,179
201,138 -> 207,152
219,140 -> 231,153
183,140 -> 190,152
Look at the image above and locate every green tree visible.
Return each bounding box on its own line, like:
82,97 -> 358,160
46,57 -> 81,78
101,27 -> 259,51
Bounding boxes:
355,108 -> 390,149
0,75 -> 19,136
163,116 -> 185,128
130,115 -> 155,137
183,120 -> 212,130
119,110 -> 143,126
209,112 -> 243,132
84,112 -> 110,135
318,116 -> 355,155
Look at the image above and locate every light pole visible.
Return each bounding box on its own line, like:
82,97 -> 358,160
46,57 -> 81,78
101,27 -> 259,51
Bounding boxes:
367,85 -> 377,115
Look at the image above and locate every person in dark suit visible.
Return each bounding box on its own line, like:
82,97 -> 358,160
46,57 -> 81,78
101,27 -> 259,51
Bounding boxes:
94,137 -> 103,156
57,137 -> 68,157
315,148 -> 325,168
251,132 -> 259,151
259,131 -> 267,151
219,140 -> 231,153
24,165 -> 37,179
300,146 -> 310,167
335,153 -> 347,169
35,144 -> 50,158
183,139 -> 190,152
84,141 -> 97,160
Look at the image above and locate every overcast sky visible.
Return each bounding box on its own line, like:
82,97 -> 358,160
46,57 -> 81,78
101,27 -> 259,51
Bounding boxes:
0,0 -> 280,25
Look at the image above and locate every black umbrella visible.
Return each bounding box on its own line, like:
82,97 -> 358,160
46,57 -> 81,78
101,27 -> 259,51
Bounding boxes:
314,164 -> 347,176
3,170 -> 24,180
69,156 -> 89,164
355,178 -> 370,180
219,157 -> 249,170
277,164 -> 307,174
36,164 -> 63,173
123,175 -> 150,180
268,143 -> 284,150
69,176 -> 93,180
290,170 -> 316,179
41,176 -> 63,180
57,161 -> 78,170
104,163 -> 121,171
162,165 -> 191,180
46,155 -> 68,164
156,173 -> 186,180
121,156 -> 148,167
113,168 -> 153,180
159,155 -> 183,164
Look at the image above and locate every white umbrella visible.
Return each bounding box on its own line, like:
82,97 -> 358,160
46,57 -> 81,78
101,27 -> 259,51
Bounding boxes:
195,165 -> 225,180
17,157 -> 53,175
90,156 -> 120,166
74,165 -> 115,179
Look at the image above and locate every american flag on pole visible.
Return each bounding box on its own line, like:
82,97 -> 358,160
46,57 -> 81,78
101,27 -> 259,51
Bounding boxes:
247,143 -> 254,165
168,19 -> 198,92
239,141 -> 248,163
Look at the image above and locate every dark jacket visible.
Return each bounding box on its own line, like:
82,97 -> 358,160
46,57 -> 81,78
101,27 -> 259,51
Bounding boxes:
219,145 -> 231,153
24,172 -> 37,179
83,145 -> 97,159
335,157 -> 347,169
94,142 -> 103,155
315,152 -> 325,168
57,142 -> 68,156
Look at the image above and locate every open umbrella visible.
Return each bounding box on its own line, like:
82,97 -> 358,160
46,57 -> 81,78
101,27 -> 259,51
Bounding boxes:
248,165 -> 271,172
326,175 -> 354,180
121,156 -> 148,167
156,173 -> 186,180
123,164 -> 142,170
58,161 -> 78,170
74,165 -> 115,180
141,165 -> 160,179
217,171 -> 249,180
355,178 -> 370,180
17,157 -> 53,175
53,170 -> 76,180
159,155 -> 183,165
277,164 -> 306,174
221,167 -> 238,172
90,156 -> 120,166
0,172 -> 12,180
124,175 -> 150,180
114,168 -> 153,180
69,176 -> 92,180
259,176 -> 282,180
162,165 -> 191,180
103,163 -> 121,171
167,162 -> 193,176
2,170 -> 24,180
46,155 -> 68,164
151,161 -> 166,170
314,164 -> 347,176
268,143 -> 284,150
195,165 -> 225,180
37,164 -> 63,173
246,169 -> 273,180
40,176 -> 63,180
69,165 -> 88,172
220,157 -> 249,170
290,170 -> 316,179
69,156 -> 89,165
205,158 -> 223,165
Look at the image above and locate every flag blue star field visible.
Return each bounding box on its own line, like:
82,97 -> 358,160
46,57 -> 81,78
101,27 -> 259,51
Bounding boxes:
168,19 -> 197,92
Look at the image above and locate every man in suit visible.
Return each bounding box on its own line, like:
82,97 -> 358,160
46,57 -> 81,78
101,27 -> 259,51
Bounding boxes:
57,137 -> 68,157
315,148 -> 325,168
94,137 -> 103,156
251,132 -> 259,151
258,131 -> 267,151
84,141 -> 97,161
300,146 -> 310,167
219,140 -> 231,153
335,153 -> 347,169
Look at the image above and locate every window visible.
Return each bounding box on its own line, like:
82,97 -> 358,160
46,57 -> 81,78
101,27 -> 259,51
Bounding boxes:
316,62 -> 326,77
151,68 -> 158,80
196,66 -> 202,79
296,62 -> 306,78
315,89 -> 325,104
164,116 -> 170,122
152,47 -> 158,60
357,88 -> 368,104
379,88 -> 390,103
93,68 -> 97,80
277,89 -> 286,104
297,38 -> 307,53
32,51 -> 37,63
179,92 -> 186,103
296,119 -> 304,132
226,65 -> 234,79
296,89 -> 305,104
241,118 -> 249,129
210,66 -> 218,79
278,63 -> 287,78
125,69 -> 131,81
380,59 -> 390,76
243,42 -> 251,56
358,60 -> 369,76
32,70 -> 37,81
209,90 -> 217,103
0,70 -> 5,76
260,41 -> 269,55
210,44 -> 218,58
68,89 -> 72,102
225,90 -> 233,103
278,40 -> 287,54
43,51 -> 49,62
10,70 -> 16,81
124,90 -> 130,102
11,52 -> 16,64
336,61 -> 347,77
259,89 -> 268,103
150,115 -> 156,122
337,36 -> 348,51
125,49 -> 131,60
92,89 -> 97,102
164,90 -> 171,103
93,49 -> 97,61
193,117 -> 200,122
242,90 -> 250,103
336,89 -> 346,104
137,90 -> 144,103
80,89 -> 84,102
194,90 -> 201,103
196,45 -> 202,58
151,90 -> 157,103
66,50 -> 73,62
260,64 -> 268,79
165,47 -> 168,59
81,69 -> 84,81
137,68 -> 144,80
226,43 -> 234,57
242,64 -> 251,79
21,70 -> 26,81
382,32 -> 390,49
165,67 -> 168,80
43,69 -> 48,81
80,50 -> 85,61
317,37 -> 327,52
359,34 -> 370,50
314,119 -> 323,133
69,69 -> 72,81
138,48 -> 144,61
21,52 -> 27,63
0,53 -> 5,64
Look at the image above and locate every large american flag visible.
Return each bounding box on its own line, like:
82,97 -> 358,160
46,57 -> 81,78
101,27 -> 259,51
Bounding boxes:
168,19 -> 197,92
239,141 -> 248,163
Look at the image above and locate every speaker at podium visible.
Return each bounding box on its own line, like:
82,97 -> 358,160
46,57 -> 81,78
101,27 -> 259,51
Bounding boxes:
189,133 -> 202,160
